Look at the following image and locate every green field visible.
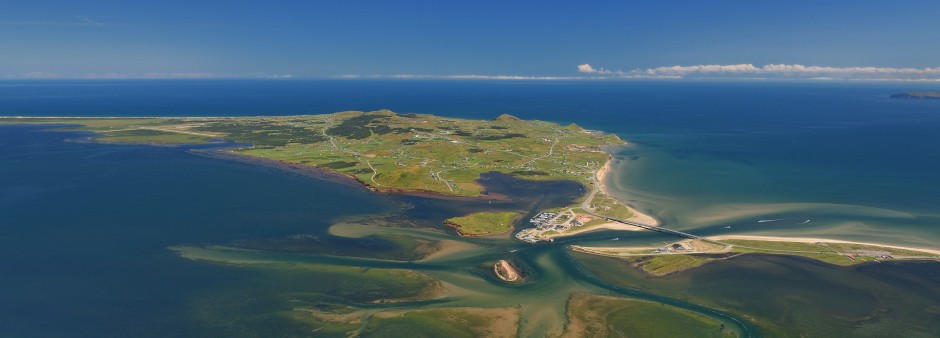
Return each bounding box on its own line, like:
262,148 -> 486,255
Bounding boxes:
445,211 -> 521,236
1,111 -> 623,198
625,254 -> 722,276
721,239 -> 939,266
583,193 -> 635,220
582,238 -> 940,276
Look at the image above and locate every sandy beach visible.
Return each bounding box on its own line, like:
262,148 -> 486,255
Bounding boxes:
708,235 -> 940,256
595,158 -> 660,226
559,222 -> 648,237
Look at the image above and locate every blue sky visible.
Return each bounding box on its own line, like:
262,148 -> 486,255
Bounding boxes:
3,0 -> 940,80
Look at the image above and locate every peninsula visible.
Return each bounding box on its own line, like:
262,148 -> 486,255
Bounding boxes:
572,235 -> 940,276
8,111 -> 939,258
0,110 -> 652,240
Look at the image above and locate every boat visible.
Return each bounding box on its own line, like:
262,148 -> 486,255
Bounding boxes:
611,237 -> 619,241
724,225 -> 732,229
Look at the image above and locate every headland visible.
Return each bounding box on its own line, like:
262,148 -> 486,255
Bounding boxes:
0,111 -> 654,241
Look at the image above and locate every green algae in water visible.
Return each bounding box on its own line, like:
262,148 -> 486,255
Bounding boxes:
564,293 -> 734,338
573,251 -> 940,337
172,245 -> 445,303
361,307 -> 519,338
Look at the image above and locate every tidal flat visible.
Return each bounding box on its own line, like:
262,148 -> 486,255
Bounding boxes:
574,251 -> 940,337
563,293 -> 734,338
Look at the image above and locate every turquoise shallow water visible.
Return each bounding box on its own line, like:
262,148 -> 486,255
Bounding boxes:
598,86 -> 940,247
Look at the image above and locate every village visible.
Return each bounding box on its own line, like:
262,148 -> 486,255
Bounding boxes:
514,210 -> 592,243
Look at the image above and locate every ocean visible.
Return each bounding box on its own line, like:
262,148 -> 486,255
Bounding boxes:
2,79 -> 939,336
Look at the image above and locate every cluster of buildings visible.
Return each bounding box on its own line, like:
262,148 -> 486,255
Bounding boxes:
531,212 -> 576,232
651,242 -> 689,253
514,228 -> 541,243
514,211 -> 586,243
529,212 -> 558,226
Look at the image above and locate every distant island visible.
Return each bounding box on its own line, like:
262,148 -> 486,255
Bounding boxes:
889,91 -> 940,99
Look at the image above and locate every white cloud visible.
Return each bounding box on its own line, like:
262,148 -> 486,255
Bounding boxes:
577,64 -> 611,74
579,63 -> 940,81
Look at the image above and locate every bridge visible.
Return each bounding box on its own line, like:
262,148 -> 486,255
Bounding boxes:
597,213 -> 700,239
582,163 -> 700,240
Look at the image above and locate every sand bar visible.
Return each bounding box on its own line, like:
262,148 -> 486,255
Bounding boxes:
708,235 -> 940,256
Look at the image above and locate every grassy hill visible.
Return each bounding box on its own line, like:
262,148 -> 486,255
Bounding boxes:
2,110 -> 623,197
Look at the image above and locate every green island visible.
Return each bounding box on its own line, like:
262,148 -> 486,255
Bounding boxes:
1,110 -> 646,240
572,236 -> 940,276
444,211 -> 521,236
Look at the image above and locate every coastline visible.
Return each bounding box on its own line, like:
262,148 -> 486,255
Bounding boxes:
557,222 -> 647,236
595,158 -> 660,226
708,235 -> 940,256
570,234 -> 940,277
518,156 -> 662,242
574,235 -> 940,257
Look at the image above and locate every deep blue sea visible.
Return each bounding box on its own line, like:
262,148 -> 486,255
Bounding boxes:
2,79 -> 939,336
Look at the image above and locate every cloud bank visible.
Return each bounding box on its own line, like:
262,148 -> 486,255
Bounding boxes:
578,63 -> 940,81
